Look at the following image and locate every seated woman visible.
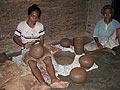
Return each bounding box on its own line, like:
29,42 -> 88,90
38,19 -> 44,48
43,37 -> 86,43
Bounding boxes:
84,5 -> 120,55
23,44 -> 69,90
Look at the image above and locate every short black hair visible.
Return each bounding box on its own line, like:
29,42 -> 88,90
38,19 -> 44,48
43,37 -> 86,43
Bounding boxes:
101,5 -> 114,16
28,4 -> 41,17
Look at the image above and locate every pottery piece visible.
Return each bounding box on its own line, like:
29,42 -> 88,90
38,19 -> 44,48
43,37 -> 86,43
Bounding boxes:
60,38 -> 71,48
70,67 -> 88,84
79,55 -> 94,69
29,44 -> 44,59
73,37 -> 84,54
53,51 -> 75,65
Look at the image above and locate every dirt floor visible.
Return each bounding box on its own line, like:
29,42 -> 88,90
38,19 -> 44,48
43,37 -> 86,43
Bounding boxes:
54,50 -> 120,90
1,38 -> 120,90
0,42 -> 120,90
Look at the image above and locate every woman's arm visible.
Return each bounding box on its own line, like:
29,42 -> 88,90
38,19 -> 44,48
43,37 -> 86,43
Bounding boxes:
116,28 -> 120,45
13,34 -> 25,47
31,35 -> 45,46
39,35 -> 44,46
13,34 -> 33,49
94,37 -> 103,49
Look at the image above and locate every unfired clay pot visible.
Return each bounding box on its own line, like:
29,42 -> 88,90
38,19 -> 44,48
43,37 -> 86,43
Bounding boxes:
70,67 -> 88,84
29,44 -> 44,59
60,38 -> 71,48
73,37 -> 84,54
53,51 -> 75,65
79,55 -> 94,69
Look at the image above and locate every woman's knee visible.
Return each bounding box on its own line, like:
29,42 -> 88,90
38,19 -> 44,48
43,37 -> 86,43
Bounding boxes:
43,56 -> 52,65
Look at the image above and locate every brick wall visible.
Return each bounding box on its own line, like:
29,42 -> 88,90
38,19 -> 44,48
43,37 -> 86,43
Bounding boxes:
0,0 -> 111,53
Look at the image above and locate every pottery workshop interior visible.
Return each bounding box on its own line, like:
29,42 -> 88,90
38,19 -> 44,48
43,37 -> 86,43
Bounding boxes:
0,0 -> 120,90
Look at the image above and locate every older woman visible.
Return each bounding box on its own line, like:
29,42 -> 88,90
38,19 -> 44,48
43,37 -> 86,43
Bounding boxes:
84,5 -> 120,55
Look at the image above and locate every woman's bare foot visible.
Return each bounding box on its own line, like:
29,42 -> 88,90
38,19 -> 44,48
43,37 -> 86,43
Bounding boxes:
100,48 -> 116,55
50,79 -> 69,88
31,83 -> 51,90
108,49 -> 116,55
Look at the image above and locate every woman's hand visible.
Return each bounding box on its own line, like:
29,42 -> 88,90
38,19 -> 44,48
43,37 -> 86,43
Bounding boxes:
24,41 -> 34,49
50,46 -> 61,53
96,42 -> 103,49
46,45 -> 62,54
94,37 -> 103,50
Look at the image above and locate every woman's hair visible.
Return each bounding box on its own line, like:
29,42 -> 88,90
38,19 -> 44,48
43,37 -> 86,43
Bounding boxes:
101,5 -> 114,15
28,4 -> 41,17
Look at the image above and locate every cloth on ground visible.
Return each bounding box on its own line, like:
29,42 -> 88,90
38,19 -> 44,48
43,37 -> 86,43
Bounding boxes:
52,44 -> 98,76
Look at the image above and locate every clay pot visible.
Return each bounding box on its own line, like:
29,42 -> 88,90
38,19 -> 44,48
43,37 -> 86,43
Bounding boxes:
53,51 -> 75,65
73,37 -> 84,44
73,37 -> 84,54
60,38 -> 71,48
29,44 -> 44,59
70,67 -> 88,84
79,55 -> 94,69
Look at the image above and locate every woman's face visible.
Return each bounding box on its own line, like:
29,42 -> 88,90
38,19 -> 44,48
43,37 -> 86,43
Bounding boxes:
103,9 -> 112,19
28,11 -> 39,24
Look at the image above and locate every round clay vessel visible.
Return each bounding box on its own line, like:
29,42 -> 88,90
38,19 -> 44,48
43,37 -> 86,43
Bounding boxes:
70,67 -> 88,84
29,44 -> 44,59
73,37 -> 84,46
73,37 -> 84,54
60,38 -> 71,48
53,51 -> 75,65
79,55 -> 94,69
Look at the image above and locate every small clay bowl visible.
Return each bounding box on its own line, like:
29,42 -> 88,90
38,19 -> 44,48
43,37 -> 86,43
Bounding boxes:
60,38 -> 71,48
53,51 -> 75,65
